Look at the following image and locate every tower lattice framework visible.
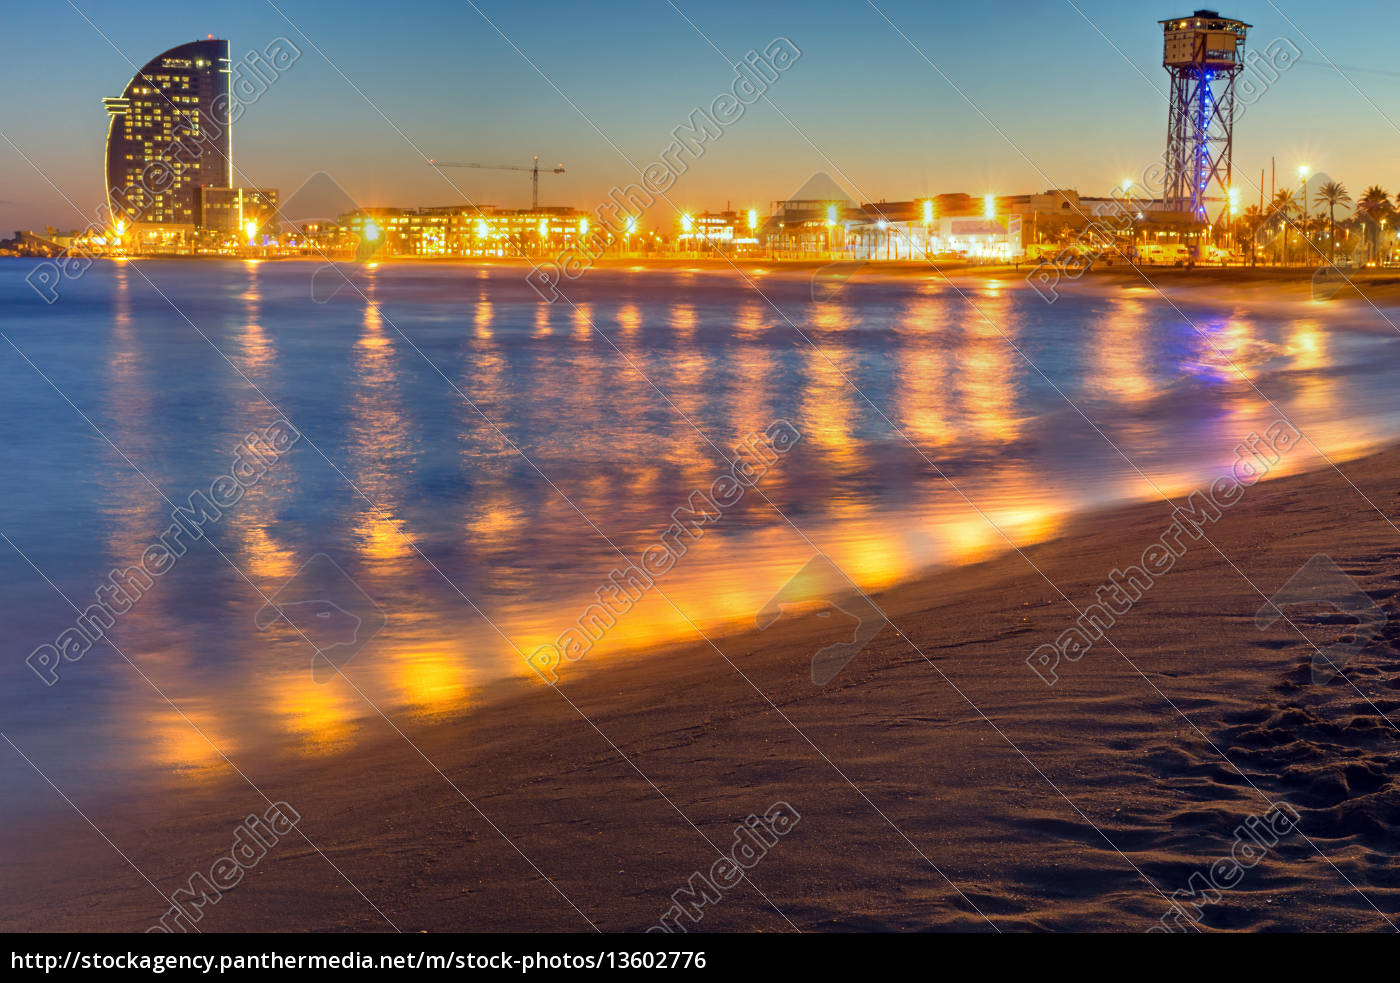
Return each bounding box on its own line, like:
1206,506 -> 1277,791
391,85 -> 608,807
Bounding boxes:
1161,11 -> 1249,222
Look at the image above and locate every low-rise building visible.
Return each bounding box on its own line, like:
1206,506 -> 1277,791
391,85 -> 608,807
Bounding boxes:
196,186 -> 280,236
330,205 -> 596,257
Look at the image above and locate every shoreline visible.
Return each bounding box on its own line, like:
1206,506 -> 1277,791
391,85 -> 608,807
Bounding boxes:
10,253 -> 1400,302
6,443 -> 1400,931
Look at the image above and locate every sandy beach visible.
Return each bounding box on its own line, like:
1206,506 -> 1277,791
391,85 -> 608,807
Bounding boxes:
9,0 -> 1400,949
5,439 -> 1400,933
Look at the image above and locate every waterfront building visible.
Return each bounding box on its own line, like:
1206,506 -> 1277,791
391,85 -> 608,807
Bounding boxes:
103,38 -> 232,248
196,187 -> 280,235
332,206 -> 596,258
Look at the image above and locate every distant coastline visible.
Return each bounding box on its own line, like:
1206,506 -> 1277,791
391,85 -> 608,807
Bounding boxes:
7,253 -> 1398,303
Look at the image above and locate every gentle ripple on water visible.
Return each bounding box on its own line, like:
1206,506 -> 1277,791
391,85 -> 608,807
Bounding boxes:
1,257 -> 1398,809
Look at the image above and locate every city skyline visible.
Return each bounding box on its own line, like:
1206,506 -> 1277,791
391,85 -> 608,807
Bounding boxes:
3,0 -> 1398,233
7,0 -> 1400,944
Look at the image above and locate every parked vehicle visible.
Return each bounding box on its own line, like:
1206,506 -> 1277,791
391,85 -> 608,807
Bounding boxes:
1201,244 -> 1243,264
1138,243 -> 1190,266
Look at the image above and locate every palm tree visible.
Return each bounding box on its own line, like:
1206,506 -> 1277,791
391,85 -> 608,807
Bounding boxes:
1269,189 -> 1297,217
1240,204 -> 1264,265
1357,185 -> 1393,263
1314,181 -> 1351,262
1268,190 -> 1297,264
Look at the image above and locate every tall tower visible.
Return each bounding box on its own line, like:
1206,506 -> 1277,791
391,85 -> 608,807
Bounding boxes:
103,39 -> 231,227
1160,10 -> 1249,221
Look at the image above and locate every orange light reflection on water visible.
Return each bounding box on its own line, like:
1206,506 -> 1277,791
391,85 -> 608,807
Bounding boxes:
89,270 -> 1397,786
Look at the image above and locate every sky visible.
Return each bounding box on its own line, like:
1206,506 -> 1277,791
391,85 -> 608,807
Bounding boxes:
1,0 -> 1397,233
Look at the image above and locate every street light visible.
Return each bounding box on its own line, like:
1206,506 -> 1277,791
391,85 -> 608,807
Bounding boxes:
1226,187 -> 1240,259
244,219 -> 259,246
1298,165 -> 1310,266
984,196 -> 997,264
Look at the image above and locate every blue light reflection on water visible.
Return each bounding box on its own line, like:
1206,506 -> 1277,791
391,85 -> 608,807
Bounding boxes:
1,258 -> 1396,812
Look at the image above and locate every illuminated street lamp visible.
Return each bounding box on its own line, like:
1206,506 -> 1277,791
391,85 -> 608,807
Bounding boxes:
922,199 -> 934,257
1226,186 -> 1240,257
1298,165 -> 1310,265
982,196 -> 996,264
244,219 -> 259,248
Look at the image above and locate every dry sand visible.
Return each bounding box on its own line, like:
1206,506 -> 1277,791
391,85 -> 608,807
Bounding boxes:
5,446 -> 1400,933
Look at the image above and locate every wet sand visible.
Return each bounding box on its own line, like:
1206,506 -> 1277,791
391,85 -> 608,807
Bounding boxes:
5,442 -> 1400,932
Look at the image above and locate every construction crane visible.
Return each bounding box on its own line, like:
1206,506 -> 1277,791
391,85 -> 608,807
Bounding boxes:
426,156 -> 565,210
